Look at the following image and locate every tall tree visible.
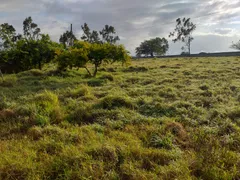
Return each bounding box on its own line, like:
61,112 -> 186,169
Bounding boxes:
81,23 -> 120,44
0,23 -> 21,49
99,25 -> 120,44
230,41 -> 240,50
59,30 -> 77,48
135,37 -> 169,57
23,17 -> 41,41
81,23 -> 100,43
169,17 -> 196,54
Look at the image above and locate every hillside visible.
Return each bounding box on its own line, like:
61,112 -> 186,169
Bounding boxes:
1,57 -> 240,179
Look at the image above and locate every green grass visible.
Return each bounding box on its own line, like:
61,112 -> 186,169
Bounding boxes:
1,57 -> 240,179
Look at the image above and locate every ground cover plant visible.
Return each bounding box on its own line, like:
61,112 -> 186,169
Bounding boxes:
1,57 -> 240,179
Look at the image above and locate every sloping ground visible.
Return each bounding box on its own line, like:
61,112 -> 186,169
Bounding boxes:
0,57 -> 240,180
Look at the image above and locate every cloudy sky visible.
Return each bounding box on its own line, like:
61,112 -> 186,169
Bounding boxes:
1,0 -> 240,55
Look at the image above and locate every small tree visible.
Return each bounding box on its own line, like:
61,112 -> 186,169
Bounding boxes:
55,41 -> 130,77
230,41 -> 240,50
169,17 -> 196,54
88,43 -> 130,77
135,37 -> 169,57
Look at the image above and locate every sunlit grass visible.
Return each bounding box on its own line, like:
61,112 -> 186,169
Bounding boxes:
1,57 -> 240,179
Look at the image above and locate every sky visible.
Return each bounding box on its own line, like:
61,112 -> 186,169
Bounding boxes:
0,0 -> 240,55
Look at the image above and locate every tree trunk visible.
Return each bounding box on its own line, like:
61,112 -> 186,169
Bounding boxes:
0,69 -> 4,82
84,66 -> 92,77
38,60 -> 42,70
93,64 -> 98,77
151,52 -> 154,57
188,37 -> 191,55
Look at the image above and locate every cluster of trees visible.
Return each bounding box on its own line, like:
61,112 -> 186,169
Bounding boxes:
0,17 -> 59,73
136,17 -> 196,57
56,41 -> 130,77
0,17 -> 130,76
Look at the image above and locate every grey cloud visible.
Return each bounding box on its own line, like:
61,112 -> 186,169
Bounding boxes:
215,28 -> 233,35
0,0 -> 239,55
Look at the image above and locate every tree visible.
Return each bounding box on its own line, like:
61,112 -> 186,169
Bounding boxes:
99,25 -> 120,44
81,23 -> 100,44
59,30 -> 77,48
0,23 -> 21,49
230,41 -> 240,50
135,37 -> 169,57
23,17 -> 41,41
169,17 -> 196,54
55,41 -> 130,77
81,23 -> 120,44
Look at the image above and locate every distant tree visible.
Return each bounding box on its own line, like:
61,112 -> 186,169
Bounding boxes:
81,23 -> 120,44
81,23 -> 100,43
99,25 -> 120,44
169,17 -> 196,54
0,23 -> 21,49
135,37 -> 169,57
59,30 -> 77,48
23,17 -> 41,41
230,41 -> 240,50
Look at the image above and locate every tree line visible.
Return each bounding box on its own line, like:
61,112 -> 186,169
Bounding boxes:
0,17 -> 129,76
1,16 -> 240,74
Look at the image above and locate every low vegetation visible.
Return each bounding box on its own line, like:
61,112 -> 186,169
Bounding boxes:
1,57 -> 240,179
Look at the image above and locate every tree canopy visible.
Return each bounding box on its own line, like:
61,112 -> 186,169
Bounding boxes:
59,30 -> 77,48
81,23 -> 120,44
56,41 -> 130,77
135,37 -> 169,57
169,17 -> 196,54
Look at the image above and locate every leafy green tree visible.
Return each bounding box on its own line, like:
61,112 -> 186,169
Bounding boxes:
55,41 -> 130,77
56,41 -> 90,71
99,25 -> 120,44
88,43 -> 130,77
59,30 -> 77,48
169,17 -> 196,54
23,17 -> 41,41
135,37 -> 169,57
0,23 -> 21,49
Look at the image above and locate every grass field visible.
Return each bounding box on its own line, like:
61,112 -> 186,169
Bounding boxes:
1,57 -> 240,180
